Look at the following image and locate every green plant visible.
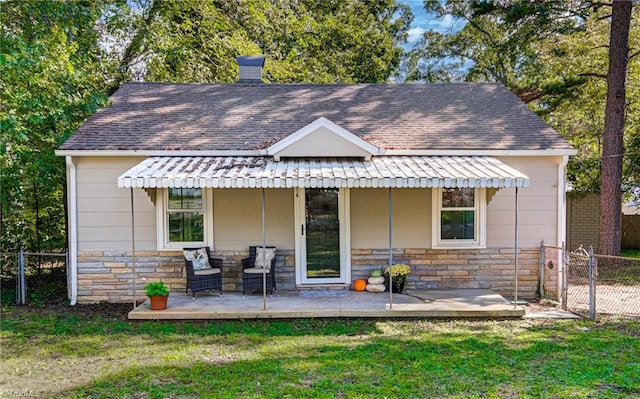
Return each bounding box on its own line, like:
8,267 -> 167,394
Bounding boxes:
384,264 -> 411,279
144,281 -> 170,297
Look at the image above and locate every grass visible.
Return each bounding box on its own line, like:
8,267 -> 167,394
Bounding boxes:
1,305 -> 639,399
622,249 -> 640,258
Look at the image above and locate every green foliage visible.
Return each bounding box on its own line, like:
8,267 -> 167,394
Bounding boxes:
0,0 -> 110,252
144,281 -> 170,297
111,0 -> 411,84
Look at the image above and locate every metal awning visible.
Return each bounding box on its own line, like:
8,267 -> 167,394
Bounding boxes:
117,156 -> 530,189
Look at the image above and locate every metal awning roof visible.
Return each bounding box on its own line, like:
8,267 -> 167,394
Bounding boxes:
117,156 -> 530,189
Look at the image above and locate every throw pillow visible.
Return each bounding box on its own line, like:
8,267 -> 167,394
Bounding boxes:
254,247 -> 276,270
183,248 -> 211,270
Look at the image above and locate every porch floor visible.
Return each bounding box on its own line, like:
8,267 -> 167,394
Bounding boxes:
128,289 -> 526,320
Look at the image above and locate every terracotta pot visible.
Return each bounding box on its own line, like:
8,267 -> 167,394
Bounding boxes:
148,294 -> 168,310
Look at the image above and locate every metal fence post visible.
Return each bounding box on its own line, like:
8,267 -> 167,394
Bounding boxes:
561,241 -> 568,310
588,246 -> 596,320
539,240 -> 545,299
18,248 -> 26,305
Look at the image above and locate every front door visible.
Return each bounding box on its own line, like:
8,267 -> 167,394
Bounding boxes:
295,188 -> 350,285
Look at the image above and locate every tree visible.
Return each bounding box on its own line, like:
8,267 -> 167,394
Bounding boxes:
110,0 -> 412,84
598,0 -> 633,256
1,1 -> 111,252
405,0 -> 639,253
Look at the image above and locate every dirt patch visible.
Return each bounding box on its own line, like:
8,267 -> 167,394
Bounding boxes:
567,283 -> 640,318
4,302 -> 133,321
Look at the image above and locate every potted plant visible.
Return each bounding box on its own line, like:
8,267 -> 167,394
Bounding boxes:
145,281 -> 170,310
383,264 -> 411,293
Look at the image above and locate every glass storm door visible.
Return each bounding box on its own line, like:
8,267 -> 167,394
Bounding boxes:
295,188 -> 350,285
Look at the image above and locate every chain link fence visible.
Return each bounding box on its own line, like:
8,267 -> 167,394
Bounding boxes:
592,253 -> 640,319
0,250 -> 68,306
565,245 -> 640,320
565,247 -> 592,318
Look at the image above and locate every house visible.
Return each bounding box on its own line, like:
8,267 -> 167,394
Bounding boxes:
56,57 -> 576,304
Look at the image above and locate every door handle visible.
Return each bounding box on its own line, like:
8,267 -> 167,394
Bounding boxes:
301,224 -> 304,236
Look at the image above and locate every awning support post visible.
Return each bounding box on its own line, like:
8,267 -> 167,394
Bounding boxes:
262,188 -> 267,311
388,187 -> 393,310
130,188 -> 137,310
514,186 -> 519,309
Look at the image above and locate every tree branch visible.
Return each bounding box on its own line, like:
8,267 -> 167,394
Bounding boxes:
586,0 -> 613,9
578,72 -> 608,79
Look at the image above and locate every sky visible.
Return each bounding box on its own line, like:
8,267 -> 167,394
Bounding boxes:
401,0 -> 466,48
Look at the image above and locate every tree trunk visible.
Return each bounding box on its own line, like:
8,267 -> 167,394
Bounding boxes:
597,0 -> 632,256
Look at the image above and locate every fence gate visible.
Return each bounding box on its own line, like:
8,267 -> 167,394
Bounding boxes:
564,246 -> 595,318
0,250 -> 68,305
564,246 -> 640,320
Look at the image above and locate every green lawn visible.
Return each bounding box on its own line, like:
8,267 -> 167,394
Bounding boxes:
1,305 -> 639,399
622,249 -> 640,258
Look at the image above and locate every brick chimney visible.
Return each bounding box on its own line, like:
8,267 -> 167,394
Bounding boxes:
236,56 -> 264,83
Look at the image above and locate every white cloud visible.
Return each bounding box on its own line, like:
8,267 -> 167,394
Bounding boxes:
407,27 -> 426,44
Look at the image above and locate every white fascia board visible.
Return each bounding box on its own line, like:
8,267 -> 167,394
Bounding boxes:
383,149 -> 578,156
266,116 -> 381,157
55,148 -> 578,158
54,149 -> 267,157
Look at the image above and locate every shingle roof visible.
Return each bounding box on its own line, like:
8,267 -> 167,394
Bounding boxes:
59,82 -> 573,152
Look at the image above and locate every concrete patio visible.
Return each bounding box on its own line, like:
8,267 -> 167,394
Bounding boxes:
128,288 -> 528,320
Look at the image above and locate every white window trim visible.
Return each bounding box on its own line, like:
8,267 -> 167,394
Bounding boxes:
431,187 -> 486,249
156,188 -> 213,250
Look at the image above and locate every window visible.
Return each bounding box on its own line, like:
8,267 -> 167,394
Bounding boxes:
432,188 -> 485,248
158,188 -> 210,249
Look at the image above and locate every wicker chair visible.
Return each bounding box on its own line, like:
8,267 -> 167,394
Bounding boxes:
241,246 -> 277,297
183,247 -> 223,299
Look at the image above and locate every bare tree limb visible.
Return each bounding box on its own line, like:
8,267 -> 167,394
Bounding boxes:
578,72 -> 608,79
597,14 -> 613,20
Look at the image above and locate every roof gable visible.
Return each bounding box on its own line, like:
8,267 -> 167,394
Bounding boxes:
267,117 -> 381,160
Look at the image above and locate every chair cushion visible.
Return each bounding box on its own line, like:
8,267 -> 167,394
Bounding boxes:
254,247 -> 276,269
194,268 -> 221,276
244,267 -> 270,274
183,248 -> 211,270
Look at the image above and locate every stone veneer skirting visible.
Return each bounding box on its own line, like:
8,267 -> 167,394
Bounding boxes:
75,247 -> 552,303
350,248 -> 550,299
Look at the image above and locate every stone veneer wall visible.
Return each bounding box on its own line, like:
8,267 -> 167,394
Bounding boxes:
76,249 -> 295,303
351,247 -> 547,299
76,247 -> 549,303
